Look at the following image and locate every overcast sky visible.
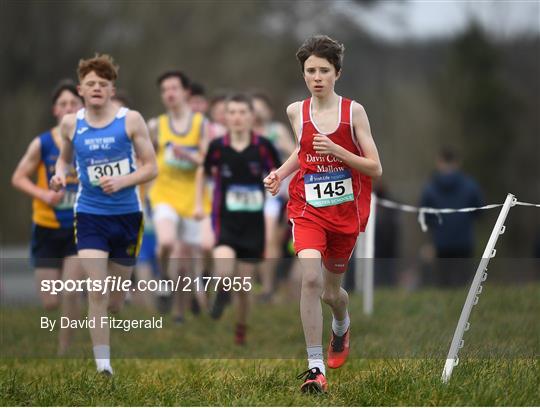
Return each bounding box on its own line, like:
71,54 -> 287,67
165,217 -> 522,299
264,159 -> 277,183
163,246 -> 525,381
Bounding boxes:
337,0 -> 540,41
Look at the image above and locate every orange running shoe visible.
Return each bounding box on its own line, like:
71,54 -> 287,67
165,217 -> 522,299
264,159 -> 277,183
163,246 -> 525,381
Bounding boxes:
327,328 -> 350,369
297,367 -> 328,393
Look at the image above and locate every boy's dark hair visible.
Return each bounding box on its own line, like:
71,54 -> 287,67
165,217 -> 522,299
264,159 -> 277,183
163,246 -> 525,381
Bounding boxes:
157,70 -> 191,89
112,89 -> 132,108
226,93 -> 254,111
208,94 -> 227,119
251,91 -> 273,110
51,79 -> 81,105
296,35 -> 345,73
189,81 -> 206,97
439,146 -> 459,164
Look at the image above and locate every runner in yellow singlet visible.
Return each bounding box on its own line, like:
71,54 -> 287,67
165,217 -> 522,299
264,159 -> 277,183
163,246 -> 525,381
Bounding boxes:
148,70 -> 211,323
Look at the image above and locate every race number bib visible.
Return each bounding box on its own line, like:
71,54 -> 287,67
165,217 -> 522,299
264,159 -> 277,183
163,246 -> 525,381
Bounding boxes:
54,190 -> 77,210
164,144 -> 197,170
304,170 -> 354,208
226,184 -> 264,212
87,158 -> 131,186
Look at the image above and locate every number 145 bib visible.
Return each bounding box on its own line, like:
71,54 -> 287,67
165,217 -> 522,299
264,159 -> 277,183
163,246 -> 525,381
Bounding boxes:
304,170 -> 354,208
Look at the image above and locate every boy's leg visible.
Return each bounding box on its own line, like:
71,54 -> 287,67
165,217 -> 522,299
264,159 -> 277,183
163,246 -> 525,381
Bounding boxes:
297,249 -> 324,355
210,245 -> 236,320
321,268 -> 349,323
297,249 -> 328,393
35,267 -> 61,310
108,211 -> 143,314
32,226 -> 64,310
78,249 -> 112,373
181,219 -> 206,315
58,255 -> 84,355
153,204 -> 179,280
169,240 -> 187,322
107,261 -> 134,314
322,231 -> 357,369
234,260 -> 256,344
259,206 -> 280,301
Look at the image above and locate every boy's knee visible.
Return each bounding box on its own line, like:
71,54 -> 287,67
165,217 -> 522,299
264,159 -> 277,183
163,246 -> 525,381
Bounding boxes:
302,271 -> 322,291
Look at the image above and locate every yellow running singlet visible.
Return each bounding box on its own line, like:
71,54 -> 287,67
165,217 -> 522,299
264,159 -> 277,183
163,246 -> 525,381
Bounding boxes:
149,112 -> 211,217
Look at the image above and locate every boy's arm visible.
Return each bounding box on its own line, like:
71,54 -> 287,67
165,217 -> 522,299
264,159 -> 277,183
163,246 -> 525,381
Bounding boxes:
12,137 -> 64,206
172,117 -> 210,166
147,117 -> 159,151
194,166 -> 206,220
51,114 -> 76,191
194,138 -> 214,220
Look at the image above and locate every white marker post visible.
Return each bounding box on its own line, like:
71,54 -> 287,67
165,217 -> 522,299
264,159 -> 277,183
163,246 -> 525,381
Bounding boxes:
354,193 -> 376,315
441,193 -> 517,383
362,193 -> 377,316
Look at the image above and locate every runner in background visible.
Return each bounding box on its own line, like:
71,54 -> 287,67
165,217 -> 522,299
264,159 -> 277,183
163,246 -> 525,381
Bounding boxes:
252,92 -> 296,303
12,79 -> 84,355
148,71 -> 211,322
113,92 -> 158,311
208,94 -> 228,140
188,81 -> 209,115
196,93 -> 280,344
111,89 -> 132,111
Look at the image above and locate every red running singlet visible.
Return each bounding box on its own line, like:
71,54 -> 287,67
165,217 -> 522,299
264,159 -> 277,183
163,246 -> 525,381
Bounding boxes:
288,96 -> 372,236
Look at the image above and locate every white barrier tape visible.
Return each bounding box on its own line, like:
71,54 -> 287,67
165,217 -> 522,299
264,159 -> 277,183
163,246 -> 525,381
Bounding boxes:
377,198 -> 539,232
516,201 -> 540,208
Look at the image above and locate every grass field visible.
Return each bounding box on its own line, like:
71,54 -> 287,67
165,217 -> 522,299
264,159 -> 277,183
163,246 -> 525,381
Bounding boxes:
1,284 -> 539,406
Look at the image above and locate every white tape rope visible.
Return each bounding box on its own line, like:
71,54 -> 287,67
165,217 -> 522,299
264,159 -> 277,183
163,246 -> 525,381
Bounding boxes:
516,201 -> 540,208
376,197 -> 539,232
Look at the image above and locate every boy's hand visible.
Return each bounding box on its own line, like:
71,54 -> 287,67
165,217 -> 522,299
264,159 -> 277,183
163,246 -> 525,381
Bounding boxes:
264,171 -> 281,196
49,174 -> 66,192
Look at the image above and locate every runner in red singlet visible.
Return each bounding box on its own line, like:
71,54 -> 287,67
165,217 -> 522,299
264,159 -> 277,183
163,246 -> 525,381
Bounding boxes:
264,35 -> 382,393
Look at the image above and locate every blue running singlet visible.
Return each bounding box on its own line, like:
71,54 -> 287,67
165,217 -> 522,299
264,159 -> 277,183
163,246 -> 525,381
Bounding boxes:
73,107 -> 141,215
33,130 -> 78,228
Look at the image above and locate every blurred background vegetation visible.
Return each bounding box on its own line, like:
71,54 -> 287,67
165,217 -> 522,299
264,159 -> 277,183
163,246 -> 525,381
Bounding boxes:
1,0 -> 538,258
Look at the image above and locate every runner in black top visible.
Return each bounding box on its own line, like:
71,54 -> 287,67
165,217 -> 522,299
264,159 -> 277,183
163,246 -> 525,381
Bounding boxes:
195,93 -> 280,344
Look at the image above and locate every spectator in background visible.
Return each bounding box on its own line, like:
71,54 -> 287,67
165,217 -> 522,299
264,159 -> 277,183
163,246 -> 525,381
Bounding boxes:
112,91 -> 158,311
252,92 -> 296,303
111,89 -> 132,110
420,147 -> 484,287
208,94 -> 227,140
11,79 -> 84,355
189,82 -> 209,115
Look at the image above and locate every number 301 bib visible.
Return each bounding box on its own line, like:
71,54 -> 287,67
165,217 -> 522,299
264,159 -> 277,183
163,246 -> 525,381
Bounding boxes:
87,158 -> 131,186
304,170 -> 354,208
